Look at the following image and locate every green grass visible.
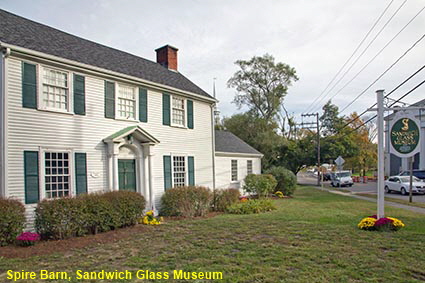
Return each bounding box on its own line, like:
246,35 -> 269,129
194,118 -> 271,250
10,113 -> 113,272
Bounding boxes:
1,186 -> 425,283
356,192 -> 425,209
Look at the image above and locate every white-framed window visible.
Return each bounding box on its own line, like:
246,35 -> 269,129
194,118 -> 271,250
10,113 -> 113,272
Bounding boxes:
173,155 -> 186,187
231,160 -> 238,182
172,96 -> 185,126
117,83 -> 137,120
247,160 -> 253,175
43,151 -> 72,198
40,67 -> 70,112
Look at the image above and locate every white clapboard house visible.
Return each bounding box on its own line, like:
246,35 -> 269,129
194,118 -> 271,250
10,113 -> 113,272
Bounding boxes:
0,9 -> 262,223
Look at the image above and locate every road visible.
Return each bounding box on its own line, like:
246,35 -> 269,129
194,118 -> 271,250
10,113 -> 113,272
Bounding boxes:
298,172 -> 425,203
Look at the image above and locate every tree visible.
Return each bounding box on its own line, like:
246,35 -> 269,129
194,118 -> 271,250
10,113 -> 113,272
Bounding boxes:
277,134 -> 317,174
222,113 -> 284,170
320,100 -> 344,137
344,113 -> 377,175
227,54 -> 298,122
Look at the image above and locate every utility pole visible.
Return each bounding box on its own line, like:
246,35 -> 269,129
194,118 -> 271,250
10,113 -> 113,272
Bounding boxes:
301,112 -> 321,186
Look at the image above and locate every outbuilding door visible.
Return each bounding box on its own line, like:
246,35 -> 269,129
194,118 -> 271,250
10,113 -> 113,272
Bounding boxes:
118,159 -> 136,192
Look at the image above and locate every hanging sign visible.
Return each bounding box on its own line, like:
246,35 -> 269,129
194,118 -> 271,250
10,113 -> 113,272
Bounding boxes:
389,112 -> 421,158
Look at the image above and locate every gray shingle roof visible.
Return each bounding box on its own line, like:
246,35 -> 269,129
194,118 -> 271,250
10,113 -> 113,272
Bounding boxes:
0,9 -> 212,99
215,130 -> 262,155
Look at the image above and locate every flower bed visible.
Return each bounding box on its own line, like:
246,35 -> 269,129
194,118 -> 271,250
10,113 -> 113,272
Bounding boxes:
16,232 -> 40,247
358,215 -> 405,231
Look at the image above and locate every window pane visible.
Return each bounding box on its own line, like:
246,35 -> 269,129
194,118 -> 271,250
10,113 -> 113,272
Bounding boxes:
173,156 -> 186,187
172,97 -> 185,125
44,151 -> 70,199
247,160 -> 253,175
42,68 -> 69,110
117,84 -> 136,119
231,160 -> 238,181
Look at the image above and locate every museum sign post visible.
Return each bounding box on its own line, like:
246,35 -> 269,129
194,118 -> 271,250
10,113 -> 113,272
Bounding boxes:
389,113 -> 421,203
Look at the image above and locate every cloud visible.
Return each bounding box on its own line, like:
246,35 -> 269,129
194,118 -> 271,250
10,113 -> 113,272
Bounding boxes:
2,0 -> 424,120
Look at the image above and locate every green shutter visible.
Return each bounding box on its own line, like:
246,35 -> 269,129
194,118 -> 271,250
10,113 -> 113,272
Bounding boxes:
24,151 -> 39,204
187,100 -> 194,129
74,74 -> 85,115
163,155 -> 172,190
22,62 -> 37,109
188,156 -> 195,186
104,81 -> 115,118
162,93 -> 170,125
139,88 -> 148,122
75,153 -> 88,195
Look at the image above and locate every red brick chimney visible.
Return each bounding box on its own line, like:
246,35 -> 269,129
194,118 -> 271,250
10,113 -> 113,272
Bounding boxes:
155,45 -> 178,71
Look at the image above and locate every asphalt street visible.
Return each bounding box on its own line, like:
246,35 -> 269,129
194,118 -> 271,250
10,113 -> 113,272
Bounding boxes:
298,172 -> 425,203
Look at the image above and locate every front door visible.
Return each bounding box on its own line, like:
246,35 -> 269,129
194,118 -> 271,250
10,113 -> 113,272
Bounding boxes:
118,159 -> 136,192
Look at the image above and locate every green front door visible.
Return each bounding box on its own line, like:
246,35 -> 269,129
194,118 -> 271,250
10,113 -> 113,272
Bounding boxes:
118,159 -> 136,191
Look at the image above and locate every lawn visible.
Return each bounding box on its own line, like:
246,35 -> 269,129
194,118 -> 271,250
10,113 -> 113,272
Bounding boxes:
1,186 -> 425,283
356,192 -> 425,209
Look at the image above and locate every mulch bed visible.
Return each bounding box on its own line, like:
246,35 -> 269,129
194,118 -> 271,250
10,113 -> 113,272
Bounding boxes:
0,212 -> 222,259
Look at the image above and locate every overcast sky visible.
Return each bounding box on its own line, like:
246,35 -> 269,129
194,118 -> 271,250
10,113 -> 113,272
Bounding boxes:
1,0 -> 424,122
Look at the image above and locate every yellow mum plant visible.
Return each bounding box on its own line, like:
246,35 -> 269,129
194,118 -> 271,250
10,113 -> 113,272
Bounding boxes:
139,210 -> 162,225
275,191 -> 284,198
358,215 -> 405,231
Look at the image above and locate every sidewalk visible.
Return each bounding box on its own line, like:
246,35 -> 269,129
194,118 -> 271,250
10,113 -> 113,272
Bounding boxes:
314,186 -> 425,215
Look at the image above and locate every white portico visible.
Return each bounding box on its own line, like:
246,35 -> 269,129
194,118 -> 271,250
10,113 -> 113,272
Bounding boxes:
103,126 -> 159,211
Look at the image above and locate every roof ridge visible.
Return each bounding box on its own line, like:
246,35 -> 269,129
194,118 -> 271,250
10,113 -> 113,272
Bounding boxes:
0,8 -> 212,98
0,9 -> 162,69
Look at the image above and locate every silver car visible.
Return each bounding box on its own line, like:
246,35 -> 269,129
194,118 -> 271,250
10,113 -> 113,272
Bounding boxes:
384,176 -> 425,195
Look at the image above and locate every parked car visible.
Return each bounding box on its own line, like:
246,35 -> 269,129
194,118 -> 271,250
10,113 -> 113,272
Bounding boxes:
330,171 -> 353,187
319,172 -> 331,181
399,170 -> 425,181
384,175 -> 425,195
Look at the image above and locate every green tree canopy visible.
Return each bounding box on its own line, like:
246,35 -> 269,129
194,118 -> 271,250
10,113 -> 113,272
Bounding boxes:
227,54 -> 298,122
223,113 -> 284,169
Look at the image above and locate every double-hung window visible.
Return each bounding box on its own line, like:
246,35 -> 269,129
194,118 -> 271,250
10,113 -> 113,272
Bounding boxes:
44,152 -> 70,198
247,160 -> 253,175
117,84 -> 137,120
231,160 -> 238,181
172,96 -> 185,126
41,67 -> 69,111
173,156 -> 186,187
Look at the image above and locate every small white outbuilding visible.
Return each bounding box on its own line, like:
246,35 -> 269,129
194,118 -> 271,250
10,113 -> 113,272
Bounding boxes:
214,130 -> 263,191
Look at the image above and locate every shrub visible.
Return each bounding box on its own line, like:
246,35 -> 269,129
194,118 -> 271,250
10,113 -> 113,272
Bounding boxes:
243,174 -> 277,198
213,188 -> 241,212
0,198 -> 26,246
35,191 -> 145,240
160,186 -> 212,217
266,166 -> 297,196
16,232 -> 40,247
226,199 -> 276,214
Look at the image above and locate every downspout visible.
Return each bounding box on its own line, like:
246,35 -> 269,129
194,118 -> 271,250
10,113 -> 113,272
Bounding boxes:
0,44 -> 10,197
211,103 -> 216,191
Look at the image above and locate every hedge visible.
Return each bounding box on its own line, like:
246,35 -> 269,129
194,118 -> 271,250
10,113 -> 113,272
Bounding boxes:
35,191 -> 145,240
0,198 -> 26,246
160,186 -> 212,217
213,188 -> 240,212
265,166 -> 297,196
243,174 -> 277,198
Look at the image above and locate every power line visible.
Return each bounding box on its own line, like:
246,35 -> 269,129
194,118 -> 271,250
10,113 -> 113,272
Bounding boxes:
342,78 -> 425,136
309,0 -> 408,113
303,0 -> 395,113
339,63 -> 425,131
338,30 -> 425,114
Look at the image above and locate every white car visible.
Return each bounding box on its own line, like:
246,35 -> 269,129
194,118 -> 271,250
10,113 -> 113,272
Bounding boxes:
330,171 -> 353,187
385,176 -> 425,195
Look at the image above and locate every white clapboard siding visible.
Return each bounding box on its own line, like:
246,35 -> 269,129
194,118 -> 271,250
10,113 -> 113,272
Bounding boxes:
6,57 -> 214,222
215,155 -> 261,192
